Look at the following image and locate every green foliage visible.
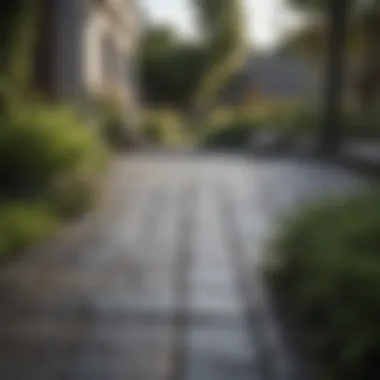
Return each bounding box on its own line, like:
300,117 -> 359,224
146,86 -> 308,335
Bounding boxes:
270,104 -> 321,135
143,118 -> 163,144
344,106 -> 380,138
139,26 -> 207,110
192,0 -> 247,113
199,114 -> 256,148
266,189 -> 380,380
142,111 -> 191,147
97,98 -> 137,151
0,202 -> 58,263
0,104 -> 106,198
140,24 -> 177,55
0,103 -> 107,262
0,0 -> 41,105
47,172 -> 97,219
284,0 -> 380,110
240,101 -> 380,139
141,0 -> 247,114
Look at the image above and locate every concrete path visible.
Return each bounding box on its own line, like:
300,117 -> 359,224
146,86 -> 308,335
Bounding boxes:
0,154 -> 366,380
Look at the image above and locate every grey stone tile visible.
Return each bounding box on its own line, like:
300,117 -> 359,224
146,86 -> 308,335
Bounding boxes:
191,270 -> 235,287
184,324 -> 257,380
59,324 -> 174,380
189,287 -> 243,316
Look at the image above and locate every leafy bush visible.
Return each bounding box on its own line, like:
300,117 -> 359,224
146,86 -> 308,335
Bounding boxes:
0,202 -> 58,263
0,104 -> 106,198
251,103 -> 320,137
344,107 -> 380,139
0,103 -> 107,263
98,98 -> 137,150
47,172 -> 97,219
199,115 -> 256,149
143,116 -> 164,144
266,189 -> 380,380
142,111 -> 190,147
252,101 -> 380,139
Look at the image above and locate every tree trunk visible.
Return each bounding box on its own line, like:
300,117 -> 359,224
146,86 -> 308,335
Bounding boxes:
320,0 -> 351,156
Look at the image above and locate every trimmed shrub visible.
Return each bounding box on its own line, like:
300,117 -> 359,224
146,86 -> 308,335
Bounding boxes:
143,116 -> 164,144
0,202 -> 58,263
199,115 -> 257,149
256,103 -> 321,137
252,101 -> 380,139
266,189 -> 380,380
47,172 -> 97,219
0,102 -> 107,263
0,104 -> 106,198
142,111 -> 190,147
98,98 -> 137,151
344,107 -> 380,139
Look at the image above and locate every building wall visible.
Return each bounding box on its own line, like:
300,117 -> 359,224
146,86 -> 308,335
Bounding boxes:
84,0 -> 136,109
53,0 -> 86,103
34,0 -> 136,117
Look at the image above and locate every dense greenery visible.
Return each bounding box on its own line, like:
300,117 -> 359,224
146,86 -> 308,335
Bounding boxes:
214,102 -> 380,139
0,104 -> 107,260
0,202 -> 58,263
0,104 -> 106,197
0,0 -> 127,263
284,1 -> 380,109
266,189 -> 380,380
0,0 -> 41,107
140,0 -> 246,116
139,25 -> 207,110
192,0 -> 247,116
199,112 -> 256,149
142,111 -> 191,147
97,97 -> 138,151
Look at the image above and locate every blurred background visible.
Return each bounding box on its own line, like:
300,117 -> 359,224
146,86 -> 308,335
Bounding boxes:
0,1 -> 379,380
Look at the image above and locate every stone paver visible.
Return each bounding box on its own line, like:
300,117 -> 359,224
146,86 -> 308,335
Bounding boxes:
0,154 -> 366,380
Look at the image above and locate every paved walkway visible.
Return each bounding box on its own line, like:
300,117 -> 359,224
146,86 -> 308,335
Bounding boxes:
0,154 -> 366,380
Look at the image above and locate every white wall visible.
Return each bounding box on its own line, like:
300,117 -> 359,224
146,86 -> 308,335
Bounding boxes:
83,0 -> 135,107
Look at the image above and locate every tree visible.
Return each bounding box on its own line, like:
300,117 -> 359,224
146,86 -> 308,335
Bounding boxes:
354,3 -> 380,109
0,0 -> 41,107
282,1 -> 380,111
139,25 -> 207,110
288,0 -> 352,155
321,0 -> 351,155
191,0 -> 247,119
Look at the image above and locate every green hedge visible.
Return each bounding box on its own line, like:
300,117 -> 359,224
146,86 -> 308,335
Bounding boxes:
0,202 -> 58,263
255,103 -> 380,139
199,116 -> 256,149
143,116 -> 164,144
0,103 -> 107,262
142,111 -> 191,147
97,98 -> 137,150
266,190 -> 380,380
0,104 -> 106,197
344,108 -> 380,139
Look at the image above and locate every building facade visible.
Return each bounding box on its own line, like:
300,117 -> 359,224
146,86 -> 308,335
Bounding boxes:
34,0 -> 137,122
